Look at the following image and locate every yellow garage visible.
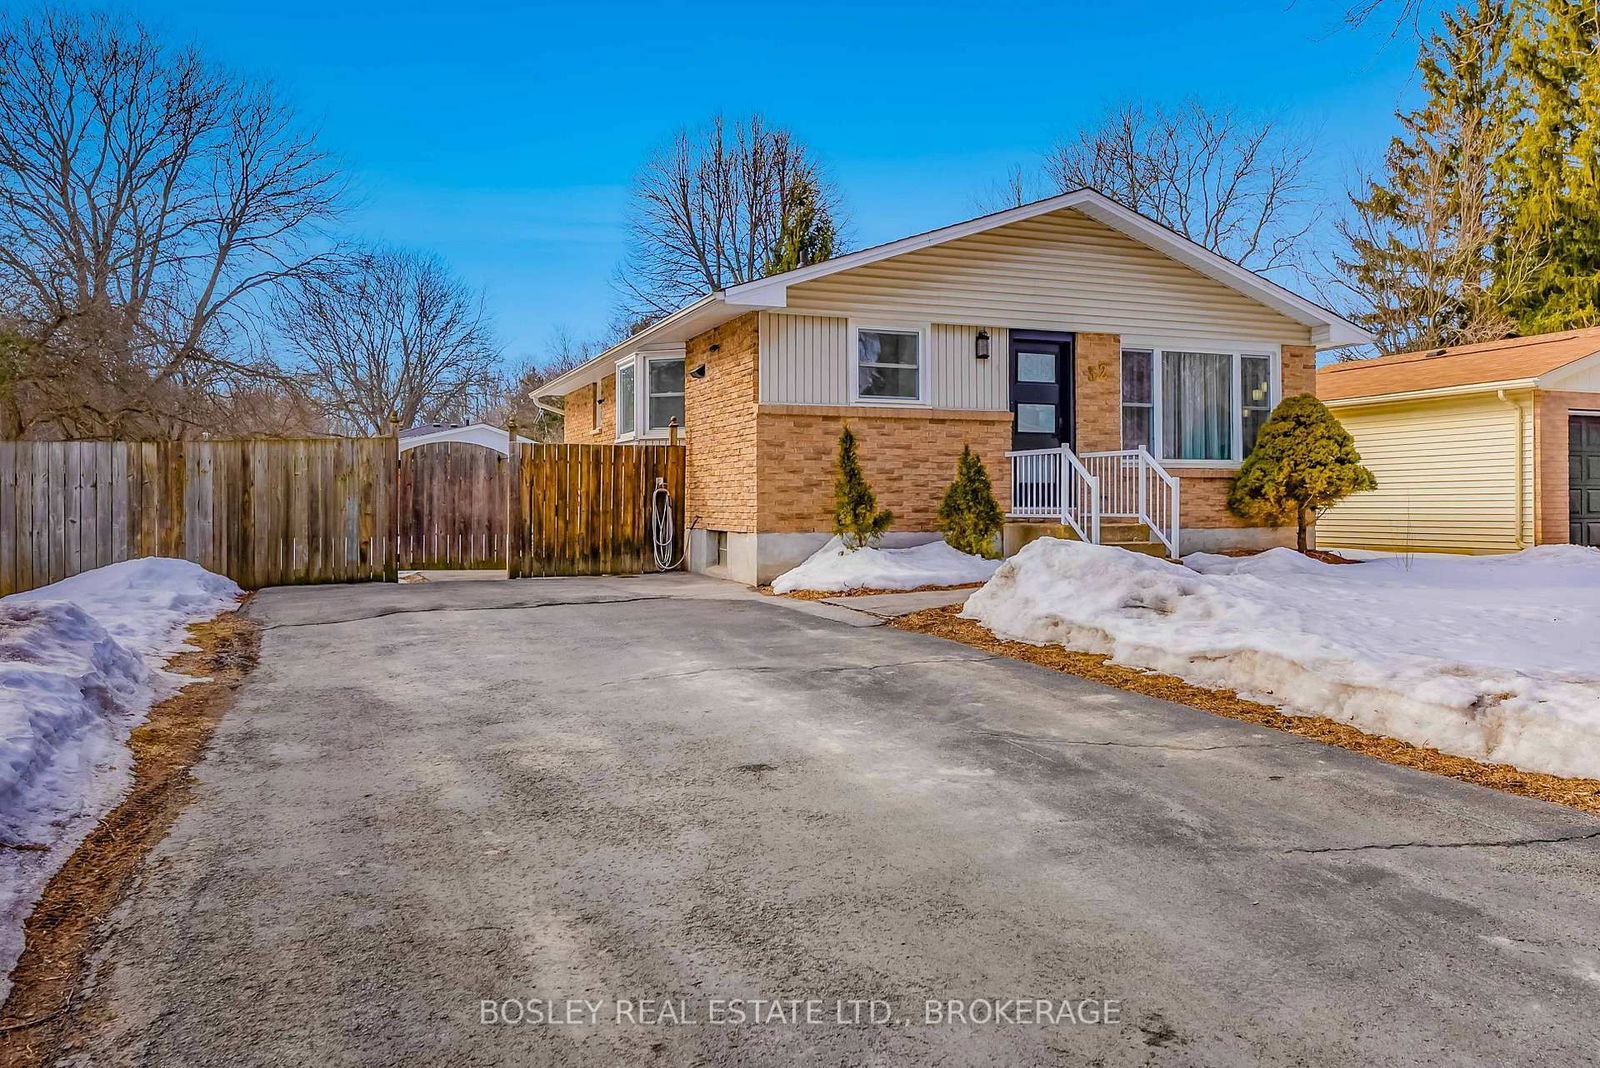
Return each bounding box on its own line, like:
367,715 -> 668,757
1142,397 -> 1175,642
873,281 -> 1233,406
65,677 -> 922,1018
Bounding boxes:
1317,329 -> 1600,554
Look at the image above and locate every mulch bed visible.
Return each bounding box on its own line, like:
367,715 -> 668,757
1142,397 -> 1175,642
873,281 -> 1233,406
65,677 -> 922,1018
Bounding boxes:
0,605 -> 263,1066
755,582 -> 986,601
1212,548 -> 1360,565
893,605 -> 1600,818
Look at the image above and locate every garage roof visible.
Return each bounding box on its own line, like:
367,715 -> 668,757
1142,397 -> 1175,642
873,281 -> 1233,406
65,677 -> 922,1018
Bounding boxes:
1318,328 -> 1600,402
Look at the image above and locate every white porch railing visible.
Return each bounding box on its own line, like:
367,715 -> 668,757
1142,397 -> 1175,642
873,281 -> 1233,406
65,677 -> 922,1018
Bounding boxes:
1008,445 -> 1179,556
1006,446 -> 1099,544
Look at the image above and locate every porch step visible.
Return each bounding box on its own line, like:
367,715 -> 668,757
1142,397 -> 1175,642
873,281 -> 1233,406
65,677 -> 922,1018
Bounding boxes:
1002,520 -> 1175,560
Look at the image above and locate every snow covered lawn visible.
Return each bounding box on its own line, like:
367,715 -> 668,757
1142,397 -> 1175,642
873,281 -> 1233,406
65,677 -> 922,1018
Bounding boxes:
963,540 -> 1600,780
0,559 -> 240,999
772,536 -> 1003,594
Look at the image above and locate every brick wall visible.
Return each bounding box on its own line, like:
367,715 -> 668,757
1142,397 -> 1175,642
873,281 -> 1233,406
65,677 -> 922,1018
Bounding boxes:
1534,389 -> 1600,544
1075,332 -> 1122,451
684,313 -> 760,533
756,405 -> 1013,532
1283,345 -> 1317,398
562,380 -> 612,444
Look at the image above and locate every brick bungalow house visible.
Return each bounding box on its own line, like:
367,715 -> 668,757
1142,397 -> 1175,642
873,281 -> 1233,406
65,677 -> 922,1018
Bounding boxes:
536,189 -> 1369,585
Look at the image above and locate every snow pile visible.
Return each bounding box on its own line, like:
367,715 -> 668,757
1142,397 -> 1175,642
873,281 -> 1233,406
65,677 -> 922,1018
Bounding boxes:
0,558 -> 240,998
772,536 -> 1003,594
963,539 -> 1600,779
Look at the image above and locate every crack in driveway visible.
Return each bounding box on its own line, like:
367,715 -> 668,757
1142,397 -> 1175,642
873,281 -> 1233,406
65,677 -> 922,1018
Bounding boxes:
1286,829 -> 1600,855
961,727 -> 1307,754
599,655 -> 1002,686
259,595 -> 665,629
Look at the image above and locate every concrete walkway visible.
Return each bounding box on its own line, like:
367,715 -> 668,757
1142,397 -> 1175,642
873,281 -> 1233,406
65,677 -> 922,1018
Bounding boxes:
62,574 -> 1600,1066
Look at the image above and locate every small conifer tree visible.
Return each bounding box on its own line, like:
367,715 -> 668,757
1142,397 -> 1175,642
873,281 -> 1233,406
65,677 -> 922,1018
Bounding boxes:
1228,394 -> 1378,552
833,426 -> 892,549
938,445 -> 1003,558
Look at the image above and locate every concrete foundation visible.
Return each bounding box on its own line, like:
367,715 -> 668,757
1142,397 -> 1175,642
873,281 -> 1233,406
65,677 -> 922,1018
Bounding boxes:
688,529 -> 944,586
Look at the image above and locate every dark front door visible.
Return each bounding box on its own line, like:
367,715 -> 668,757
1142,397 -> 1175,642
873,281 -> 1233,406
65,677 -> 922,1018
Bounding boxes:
1571,415 -> 1600,547
1010,331 -> 1075,451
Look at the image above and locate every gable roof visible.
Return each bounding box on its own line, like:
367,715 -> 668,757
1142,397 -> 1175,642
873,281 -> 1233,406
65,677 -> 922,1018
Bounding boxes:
1317,327 -> 1600,403
538,189 -> 1370,399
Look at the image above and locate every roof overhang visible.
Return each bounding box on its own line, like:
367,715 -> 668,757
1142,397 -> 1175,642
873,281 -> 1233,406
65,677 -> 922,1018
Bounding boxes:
1323,379 -> 1539,408
538,188 -> 1372,400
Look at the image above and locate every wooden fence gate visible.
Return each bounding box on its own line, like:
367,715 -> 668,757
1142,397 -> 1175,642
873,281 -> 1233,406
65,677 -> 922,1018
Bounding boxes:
507,443 -> 686,578
0,438 -> 396,596
397,441 -> 508,569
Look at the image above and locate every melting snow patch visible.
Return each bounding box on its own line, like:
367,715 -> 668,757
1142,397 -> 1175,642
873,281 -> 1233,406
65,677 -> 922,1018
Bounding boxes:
962,540 -> 1600,780
0,558 -> 240,999
772,536 -> 1002,594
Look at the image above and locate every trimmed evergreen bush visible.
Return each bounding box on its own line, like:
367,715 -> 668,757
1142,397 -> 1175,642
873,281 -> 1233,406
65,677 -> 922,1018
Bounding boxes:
1228,394 -> 1378,552
832,426 -> 893,549
938,445 -> 1003,558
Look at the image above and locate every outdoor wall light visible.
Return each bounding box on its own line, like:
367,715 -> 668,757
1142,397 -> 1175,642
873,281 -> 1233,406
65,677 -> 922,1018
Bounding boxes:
975,329 -> 991,359
689,363 -> 707,379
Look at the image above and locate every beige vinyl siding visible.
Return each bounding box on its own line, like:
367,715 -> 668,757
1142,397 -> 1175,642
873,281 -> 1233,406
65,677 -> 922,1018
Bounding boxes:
759,313 -> 849,405
759,313 -> 1008,410
1319,392 -> 1535,553
782,208 -> 1312,346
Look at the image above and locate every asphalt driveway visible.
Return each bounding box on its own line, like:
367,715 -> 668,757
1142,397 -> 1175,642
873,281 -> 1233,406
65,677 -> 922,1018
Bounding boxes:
63,574 -> 1600,1066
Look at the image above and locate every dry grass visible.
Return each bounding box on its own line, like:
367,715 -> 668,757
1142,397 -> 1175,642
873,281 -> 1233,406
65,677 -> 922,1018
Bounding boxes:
894,605 -> 1600,817
0,605 -> 262,1065
755,582 -> 986,601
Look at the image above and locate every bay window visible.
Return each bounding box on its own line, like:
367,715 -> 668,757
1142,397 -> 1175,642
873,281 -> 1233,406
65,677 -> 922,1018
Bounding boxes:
1120,346 -> 1278,463
855,327 -> 922,402
615,354 -> 687,439
616,360 -> 637,437
646,356 -> 684,432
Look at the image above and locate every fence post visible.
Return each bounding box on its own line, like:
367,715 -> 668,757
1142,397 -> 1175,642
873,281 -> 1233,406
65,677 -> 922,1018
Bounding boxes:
506,419 -> 520,579
385,412 -> 401,582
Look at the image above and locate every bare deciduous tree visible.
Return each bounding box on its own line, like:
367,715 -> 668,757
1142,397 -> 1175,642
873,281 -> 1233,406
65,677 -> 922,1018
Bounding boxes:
0,9 -> 342,439
1042,101 -> 1318,274
275,246 -> 501,434
617,114 -> 844,323
478,327 -> 606,440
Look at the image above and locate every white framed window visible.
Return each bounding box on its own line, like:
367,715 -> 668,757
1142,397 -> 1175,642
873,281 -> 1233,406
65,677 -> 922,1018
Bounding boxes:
616,358 -> 637,438
1119,344 -> 1280,465
646,356 -> 685,432
852,324 -> 924,404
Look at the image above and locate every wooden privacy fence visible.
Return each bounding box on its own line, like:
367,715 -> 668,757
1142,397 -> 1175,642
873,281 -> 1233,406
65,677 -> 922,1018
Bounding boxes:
0,438 -> 396,596
508,443 -> 686,578
397,441 -> 508,569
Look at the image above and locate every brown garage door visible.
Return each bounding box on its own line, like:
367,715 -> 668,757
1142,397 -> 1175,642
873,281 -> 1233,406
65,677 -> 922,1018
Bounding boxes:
1572,415 -> 1600,548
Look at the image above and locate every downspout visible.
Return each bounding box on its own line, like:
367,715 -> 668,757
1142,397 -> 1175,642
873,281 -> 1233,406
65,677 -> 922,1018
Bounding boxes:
1496,390 -> 1527,549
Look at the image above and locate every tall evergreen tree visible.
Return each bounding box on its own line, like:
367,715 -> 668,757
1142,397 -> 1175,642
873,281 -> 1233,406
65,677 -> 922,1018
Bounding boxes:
1336,0 -> 1516,354
937,445 -> 1003,558
765,173 -> 837,276
832,426 -> 892,549
1495,0 -> 1600,332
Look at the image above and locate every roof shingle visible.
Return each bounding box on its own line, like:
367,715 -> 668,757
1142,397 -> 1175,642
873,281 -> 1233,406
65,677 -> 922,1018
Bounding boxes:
1317,327 -> 1600,401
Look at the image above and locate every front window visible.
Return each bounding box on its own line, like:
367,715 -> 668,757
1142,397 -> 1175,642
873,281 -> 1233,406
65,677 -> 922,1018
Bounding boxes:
1120,347 -> 1278,462
647,357 -> 685,431
617,361 -> 636,436
1121,350 -> 1154,451
1241,355 -> 1273,455
856,328 -> 920,401
1162,350 -> 1233,461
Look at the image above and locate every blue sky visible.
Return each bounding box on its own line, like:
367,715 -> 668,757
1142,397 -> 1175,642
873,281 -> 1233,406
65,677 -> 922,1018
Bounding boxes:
127,0 -> 1433,364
